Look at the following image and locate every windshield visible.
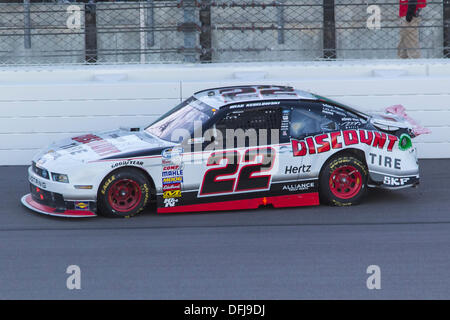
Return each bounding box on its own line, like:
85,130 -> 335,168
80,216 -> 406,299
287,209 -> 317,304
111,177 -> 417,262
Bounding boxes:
145,97 -> 214,143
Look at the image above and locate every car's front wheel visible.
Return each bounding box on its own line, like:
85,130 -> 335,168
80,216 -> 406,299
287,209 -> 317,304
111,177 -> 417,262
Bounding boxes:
97,168 -> 151,218
319,154 -> 368,206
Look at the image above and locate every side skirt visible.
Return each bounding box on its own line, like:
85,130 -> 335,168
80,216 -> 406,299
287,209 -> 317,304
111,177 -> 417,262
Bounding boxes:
157,192 -> 319,213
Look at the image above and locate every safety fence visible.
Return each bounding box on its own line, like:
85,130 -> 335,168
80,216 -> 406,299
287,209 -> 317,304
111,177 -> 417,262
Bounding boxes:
0,0 -> 449,65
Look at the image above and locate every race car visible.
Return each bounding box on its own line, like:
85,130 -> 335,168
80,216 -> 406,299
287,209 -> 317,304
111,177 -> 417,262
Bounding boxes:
21,85 -> 426,218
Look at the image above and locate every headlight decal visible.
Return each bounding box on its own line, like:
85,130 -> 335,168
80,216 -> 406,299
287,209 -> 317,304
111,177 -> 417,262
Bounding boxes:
32,161 -> 50,180
51,173 -> 69,183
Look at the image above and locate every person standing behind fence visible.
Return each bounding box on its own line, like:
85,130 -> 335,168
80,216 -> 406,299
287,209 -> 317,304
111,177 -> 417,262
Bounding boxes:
397,0 -> 427,59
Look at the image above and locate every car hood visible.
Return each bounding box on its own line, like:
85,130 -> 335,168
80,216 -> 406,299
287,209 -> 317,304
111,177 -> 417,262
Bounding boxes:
33,128 -> 172,168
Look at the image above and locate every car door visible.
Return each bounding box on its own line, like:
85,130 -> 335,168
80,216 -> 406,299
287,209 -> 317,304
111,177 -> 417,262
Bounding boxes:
180,103 -> 292,208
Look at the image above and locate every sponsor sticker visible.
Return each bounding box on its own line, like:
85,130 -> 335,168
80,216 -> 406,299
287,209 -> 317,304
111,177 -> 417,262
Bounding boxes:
163,165 -> 182,171
162,182 -> 181,190
291,129 -> 398,157
369,153 -> 401,170
282,182 -> 315,192
74,202 -> 90,210
162,176 -> 183,185
162,169 -> 183,178
383,176 -> 410,186
164,198 -> 178,207
281,110 -> 290,136
162,183 -> 181,191
284,165 -> 311,174
72,134 -> 120,157
162,157 -> 184,191
162,147 -> 183,159
111,160 -> 144,169
161,147 -> 183,167
163,190 -> 182,199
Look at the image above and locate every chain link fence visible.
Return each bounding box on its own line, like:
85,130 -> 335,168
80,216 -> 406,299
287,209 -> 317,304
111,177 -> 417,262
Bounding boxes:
0,0 -> 448,65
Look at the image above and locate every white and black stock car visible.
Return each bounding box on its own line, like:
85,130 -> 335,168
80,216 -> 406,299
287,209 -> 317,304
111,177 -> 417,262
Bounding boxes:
22,85 -> 424,218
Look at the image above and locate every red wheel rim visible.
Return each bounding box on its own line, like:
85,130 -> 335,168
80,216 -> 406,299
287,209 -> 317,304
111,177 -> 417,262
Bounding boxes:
107,179 -> 142,212
329,165 -> 363,200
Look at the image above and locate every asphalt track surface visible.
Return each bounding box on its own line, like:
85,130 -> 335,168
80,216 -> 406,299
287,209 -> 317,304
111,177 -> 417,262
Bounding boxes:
0,160 -> 449,299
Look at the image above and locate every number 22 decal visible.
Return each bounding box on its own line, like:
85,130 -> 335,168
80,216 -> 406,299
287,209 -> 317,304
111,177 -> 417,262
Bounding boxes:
199,147 -> 275,196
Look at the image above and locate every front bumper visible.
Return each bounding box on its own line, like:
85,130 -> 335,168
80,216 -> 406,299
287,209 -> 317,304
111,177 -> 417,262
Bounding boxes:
21,194 -> 96,218
21,165 -> 98,218
21,183 -> 97,218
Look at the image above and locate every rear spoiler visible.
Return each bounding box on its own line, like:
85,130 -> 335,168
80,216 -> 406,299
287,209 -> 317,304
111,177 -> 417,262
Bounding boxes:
384,105 -> 431,137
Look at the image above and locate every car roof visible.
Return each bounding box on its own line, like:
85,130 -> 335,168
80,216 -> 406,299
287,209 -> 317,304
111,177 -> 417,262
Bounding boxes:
193,85 -> 318,109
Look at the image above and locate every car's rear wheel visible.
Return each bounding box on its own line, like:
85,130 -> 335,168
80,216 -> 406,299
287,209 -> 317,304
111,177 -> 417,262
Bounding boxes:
319,154 -> 368,206
97,168 -> 151,218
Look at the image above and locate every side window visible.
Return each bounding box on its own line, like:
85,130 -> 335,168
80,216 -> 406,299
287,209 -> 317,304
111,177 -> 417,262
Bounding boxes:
214,107 -> 281,147
290,104 -> 338,139
320,102 -> 366,130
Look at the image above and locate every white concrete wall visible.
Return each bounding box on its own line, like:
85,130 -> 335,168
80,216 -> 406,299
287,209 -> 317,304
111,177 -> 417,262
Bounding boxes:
1,59 -> 450,165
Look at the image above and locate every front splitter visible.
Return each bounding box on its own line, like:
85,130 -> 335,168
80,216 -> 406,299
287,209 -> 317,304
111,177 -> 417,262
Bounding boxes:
21,194 -> 97,218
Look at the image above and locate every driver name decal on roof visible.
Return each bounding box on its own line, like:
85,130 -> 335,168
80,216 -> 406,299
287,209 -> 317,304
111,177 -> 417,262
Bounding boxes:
291,129 -> 398,157
229,101 -> 281,109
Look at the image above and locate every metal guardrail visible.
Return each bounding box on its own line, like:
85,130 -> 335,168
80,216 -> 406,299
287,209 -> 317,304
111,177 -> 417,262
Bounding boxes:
0,0 -> 448,65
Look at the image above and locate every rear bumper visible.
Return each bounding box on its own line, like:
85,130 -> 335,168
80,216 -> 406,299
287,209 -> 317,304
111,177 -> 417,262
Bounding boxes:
368,172 -> 420,189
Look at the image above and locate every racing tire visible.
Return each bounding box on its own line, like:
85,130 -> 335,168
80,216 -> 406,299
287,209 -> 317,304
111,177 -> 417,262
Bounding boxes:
319,155 -> 368,206
97,168 -> 151,218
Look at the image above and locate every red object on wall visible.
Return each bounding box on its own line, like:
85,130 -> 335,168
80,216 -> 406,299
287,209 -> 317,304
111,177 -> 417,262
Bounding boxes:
399,0 -> 427,18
